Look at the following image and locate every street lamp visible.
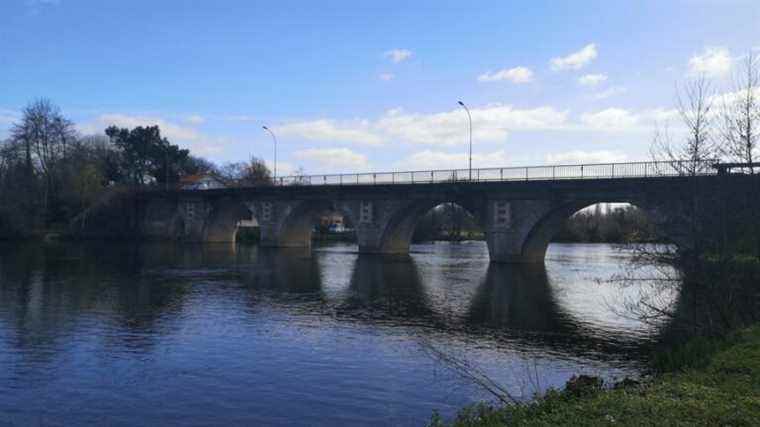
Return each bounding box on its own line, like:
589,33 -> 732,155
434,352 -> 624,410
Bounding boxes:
457,101 -> 473,181
262,125 -> 278,182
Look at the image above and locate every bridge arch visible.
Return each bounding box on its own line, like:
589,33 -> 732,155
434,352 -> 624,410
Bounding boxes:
520,200 -> 659,262
202,197 -> 256,243
376,199 -> 483,253
267,199 -> 358,249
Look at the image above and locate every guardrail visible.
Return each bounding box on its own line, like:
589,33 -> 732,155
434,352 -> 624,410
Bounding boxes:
267,160 -> 720,186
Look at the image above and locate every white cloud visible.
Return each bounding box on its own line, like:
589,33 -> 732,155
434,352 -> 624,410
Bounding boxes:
593,86 -> 627,99
688,47 -> 732,78
578,73 -> 608,86
551,43 -> 598,71
546,150 -> 627,164
393,150 -> 508,170
79,113 -> 228,159
278,104 -> 568,147
278,119 -> 385,146
224,115 -> 256,122
580,108 -> 639,130
293,148 -> 369,171
384,49 -> 413,63
185,114 -> 206,125
82,113 -> 202,141
710,87 -> 760,107
578,107 -> 679,132
374,104 -> 568,146
0,109 -> 18,126
642,108 -> 680,123
379,73 -> 395,81
477,66 -> 534,83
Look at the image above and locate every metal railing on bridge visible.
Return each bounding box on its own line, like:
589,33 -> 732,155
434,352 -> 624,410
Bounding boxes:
269,159 -> 720,187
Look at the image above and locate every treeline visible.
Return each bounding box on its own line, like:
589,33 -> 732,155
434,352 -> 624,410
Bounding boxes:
0,99 -> 272,238
554,205 -> 657,243
412,203 -> 483,242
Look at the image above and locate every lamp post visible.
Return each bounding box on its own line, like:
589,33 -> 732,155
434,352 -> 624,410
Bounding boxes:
262,125 -> 278,182
457,101 -> 473,181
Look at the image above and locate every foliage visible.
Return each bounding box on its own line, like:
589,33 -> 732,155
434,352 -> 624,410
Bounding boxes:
412,203 -> 482,242
430,326 -> 760,426
0,99 -> 273,238
105,125 -> 190,185
554,205 -> 657,243
217,156 -> 273,186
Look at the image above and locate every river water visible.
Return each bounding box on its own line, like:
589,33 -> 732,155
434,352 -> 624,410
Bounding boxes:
0,241 -> 669,426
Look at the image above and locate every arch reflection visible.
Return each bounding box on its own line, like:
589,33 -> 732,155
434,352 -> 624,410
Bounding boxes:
338,255 -> 434,320
238,247 -> 322,295
467,263 -> 569,333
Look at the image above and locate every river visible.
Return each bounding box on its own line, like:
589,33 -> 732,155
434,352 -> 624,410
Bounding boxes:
0,241 -> 672,426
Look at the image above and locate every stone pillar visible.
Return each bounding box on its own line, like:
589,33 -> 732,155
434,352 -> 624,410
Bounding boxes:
246,200 -> 307,248
353,200 -> 389,253
484,199 -> 556,263
339,199 -> 420,254
179,197 -> 212,241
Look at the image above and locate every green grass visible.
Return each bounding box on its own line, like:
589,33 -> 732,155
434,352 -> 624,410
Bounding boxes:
431,326 -> 760,426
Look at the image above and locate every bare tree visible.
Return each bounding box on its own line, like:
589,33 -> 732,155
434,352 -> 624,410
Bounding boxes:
10,99 -> 77,218
718,52 -> 760,260
652,77 -> 718,176
720,52 -> 759,169
217,156 -> 273,186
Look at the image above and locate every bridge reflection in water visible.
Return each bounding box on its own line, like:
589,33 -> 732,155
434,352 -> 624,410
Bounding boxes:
0,241 -> 672,425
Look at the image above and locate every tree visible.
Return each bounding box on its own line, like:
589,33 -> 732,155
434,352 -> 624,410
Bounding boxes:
182,155 -> 216,176
217,156 -> 272,186
720,52 -> 759,168
105,125 -> 189,186
652,77 -> 717,176
718,53 -> 760,259
9,99 -> 77,221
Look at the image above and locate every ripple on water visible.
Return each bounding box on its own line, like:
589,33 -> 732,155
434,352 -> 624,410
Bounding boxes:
0,241 -> 670,426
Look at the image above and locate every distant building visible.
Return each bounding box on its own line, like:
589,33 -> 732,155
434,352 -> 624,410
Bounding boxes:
180,173 -> 228,190
319,213 -> 347,232
238,216 -> 259,228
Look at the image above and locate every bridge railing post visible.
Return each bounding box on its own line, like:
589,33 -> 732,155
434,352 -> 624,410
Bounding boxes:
611,163 -> 615,178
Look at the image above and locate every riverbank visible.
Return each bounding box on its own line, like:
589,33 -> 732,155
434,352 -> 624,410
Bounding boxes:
432,325 -> 760,426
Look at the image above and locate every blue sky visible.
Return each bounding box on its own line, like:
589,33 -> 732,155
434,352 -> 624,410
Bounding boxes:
1,0 -> 758,174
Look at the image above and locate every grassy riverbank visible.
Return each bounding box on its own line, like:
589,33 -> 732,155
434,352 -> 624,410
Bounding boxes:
432,325 -> 760,426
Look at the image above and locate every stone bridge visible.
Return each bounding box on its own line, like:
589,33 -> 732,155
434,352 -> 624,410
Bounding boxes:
136,161 -> 733,263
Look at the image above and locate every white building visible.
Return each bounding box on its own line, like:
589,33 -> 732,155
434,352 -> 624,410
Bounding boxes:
179,173 -> 228,190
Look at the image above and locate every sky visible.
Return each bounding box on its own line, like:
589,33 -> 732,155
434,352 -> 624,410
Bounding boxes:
1,0 -> 759,175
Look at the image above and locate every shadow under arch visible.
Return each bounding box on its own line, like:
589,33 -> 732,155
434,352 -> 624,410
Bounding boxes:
203,197 -> 256,243
337,255 -> 435,320
379,199 -> 483,253
238,247 -> 323,295
521,200 -> 662,262
276,199 -> 358,249
467,263 -> 570,332
463,261 -> 662,359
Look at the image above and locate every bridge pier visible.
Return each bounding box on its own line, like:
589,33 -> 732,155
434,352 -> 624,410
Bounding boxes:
482,200 -> 560,263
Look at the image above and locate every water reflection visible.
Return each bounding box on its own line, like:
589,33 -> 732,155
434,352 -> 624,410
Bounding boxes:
338,255 -> 435,322
0,241 -> 663,426
239,247 -> 323,295
467,263 -> 566,332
